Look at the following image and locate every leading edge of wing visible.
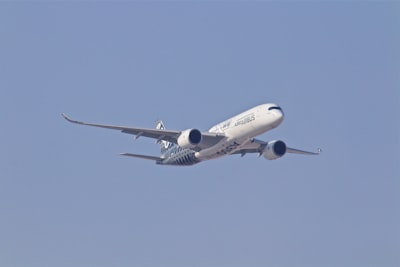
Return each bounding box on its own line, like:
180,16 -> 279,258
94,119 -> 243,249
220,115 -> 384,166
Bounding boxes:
287,147 -> 322,155
62,113 -> 180,143
62,114 -> 225,150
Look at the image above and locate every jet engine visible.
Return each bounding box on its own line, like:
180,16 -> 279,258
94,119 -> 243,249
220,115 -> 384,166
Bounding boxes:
177,129 -> 202,149
263,140 -> 287,160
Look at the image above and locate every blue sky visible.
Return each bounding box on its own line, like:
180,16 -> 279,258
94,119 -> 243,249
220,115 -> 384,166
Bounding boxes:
1,2 -> 399,267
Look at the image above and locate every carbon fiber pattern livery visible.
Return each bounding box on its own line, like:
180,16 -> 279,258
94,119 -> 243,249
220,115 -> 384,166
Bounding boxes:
160,146 -> 200,166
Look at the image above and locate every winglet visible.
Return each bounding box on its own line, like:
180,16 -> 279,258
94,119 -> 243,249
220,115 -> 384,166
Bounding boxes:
62,113 -> 73,122
61,113 -> 83,125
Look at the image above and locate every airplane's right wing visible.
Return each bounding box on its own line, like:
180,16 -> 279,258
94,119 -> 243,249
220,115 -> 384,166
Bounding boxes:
232,138 -> 321,157
286,147 -> 322,155
62,114 -> 225,151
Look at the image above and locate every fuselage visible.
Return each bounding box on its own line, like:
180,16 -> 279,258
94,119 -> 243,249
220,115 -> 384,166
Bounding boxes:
159,103 -> 284,166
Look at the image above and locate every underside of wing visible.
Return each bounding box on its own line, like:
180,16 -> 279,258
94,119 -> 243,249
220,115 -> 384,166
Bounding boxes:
287,147 -> 322,155
195,132 -> 226,150
232,138 -> 321,157
62,114 -> 180,143
232,138 -> 267,156
62,114 -> 225,151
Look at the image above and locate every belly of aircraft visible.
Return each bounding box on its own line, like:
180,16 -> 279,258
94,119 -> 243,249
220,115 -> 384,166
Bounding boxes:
194,138 -> 248,161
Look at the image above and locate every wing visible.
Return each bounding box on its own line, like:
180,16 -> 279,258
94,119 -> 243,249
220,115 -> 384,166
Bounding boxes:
232,139 -> 267,157
233,138 -> 321,156
62,114 -> 224,150
62,113 -> 180,143
286,147 -> 322,155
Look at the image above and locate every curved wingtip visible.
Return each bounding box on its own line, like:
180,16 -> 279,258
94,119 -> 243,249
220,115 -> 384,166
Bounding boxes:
61,113 -> 79,124
61,113 -> 72,121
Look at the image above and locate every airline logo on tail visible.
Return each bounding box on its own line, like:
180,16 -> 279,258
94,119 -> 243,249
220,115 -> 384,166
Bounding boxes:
155,120 -> 173,153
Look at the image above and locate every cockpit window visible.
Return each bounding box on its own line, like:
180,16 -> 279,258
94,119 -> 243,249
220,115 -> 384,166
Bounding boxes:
268,106 -> 282,111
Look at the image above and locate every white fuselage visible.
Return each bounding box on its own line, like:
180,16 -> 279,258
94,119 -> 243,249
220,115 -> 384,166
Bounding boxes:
161,103 -> 284,165
195,103 -> 284,161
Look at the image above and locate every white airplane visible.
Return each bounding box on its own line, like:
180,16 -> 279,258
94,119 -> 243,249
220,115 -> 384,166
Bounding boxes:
62,103 -> 320,166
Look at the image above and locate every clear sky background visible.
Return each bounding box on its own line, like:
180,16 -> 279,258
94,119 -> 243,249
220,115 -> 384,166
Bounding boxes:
1,2 -> 399,267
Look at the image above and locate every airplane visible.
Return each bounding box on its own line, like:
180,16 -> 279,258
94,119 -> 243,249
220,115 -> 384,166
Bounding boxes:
62,103 -> 320,166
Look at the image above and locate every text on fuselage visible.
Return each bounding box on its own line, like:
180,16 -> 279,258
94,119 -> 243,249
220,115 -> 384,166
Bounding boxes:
234,113 -> 255,127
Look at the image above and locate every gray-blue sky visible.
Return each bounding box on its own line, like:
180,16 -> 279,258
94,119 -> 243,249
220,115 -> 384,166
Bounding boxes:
1,2 -> 399,267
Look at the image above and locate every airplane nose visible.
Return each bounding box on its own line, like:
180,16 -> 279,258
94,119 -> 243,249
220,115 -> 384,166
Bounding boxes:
269,108 -> 284,126
267,105 -> 284,126
274,110 -> 284,124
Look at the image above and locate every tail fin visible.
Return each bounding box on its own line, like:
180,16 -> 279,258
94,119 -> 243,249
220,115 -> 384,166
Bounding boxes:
155,120 -> 174,154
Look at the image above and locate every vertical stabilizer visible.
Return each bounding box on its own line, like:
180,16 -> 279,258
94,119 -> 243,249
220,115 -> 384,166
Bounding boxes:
155,120 -> 174,154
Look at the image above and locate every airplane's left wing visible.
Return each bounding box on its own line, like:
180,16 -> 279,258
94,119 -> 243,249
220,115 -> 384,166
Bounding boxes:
62,114 -> 225,150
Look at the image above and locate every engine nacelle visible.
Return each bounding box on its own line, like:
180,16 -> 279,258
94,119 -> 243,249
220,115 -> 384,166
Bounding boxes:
263,140 -> 287,160
177,129 -> 202,149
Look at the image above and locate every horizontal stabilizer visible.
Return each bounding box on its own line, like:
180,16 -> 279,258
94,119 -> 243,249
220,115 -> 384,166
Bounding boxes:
120,153 -> 163,161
